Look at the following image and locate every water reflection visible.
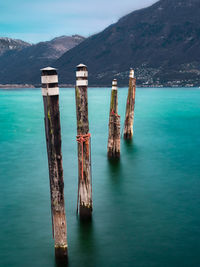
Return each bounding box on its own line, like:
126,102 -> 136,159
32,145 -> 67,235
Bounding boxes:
123,137 -> 139,161
107,157 -> 122,186
55,219 -> 97,267
75,219 -> 97,267
123,138 -> 134,152
77,219 -> 95,253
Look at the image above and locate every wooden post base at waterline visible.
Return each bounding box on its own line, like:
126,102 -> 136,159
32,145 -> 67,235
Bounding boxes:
79,202 -> 93,220
55,245 -> 68,262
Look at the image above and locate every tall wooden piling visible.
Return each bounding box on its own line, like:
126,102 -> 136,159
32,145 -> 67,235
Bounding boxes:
107,79 -> 120,158
75,64 -> 92,220
123,68 -> 136,139
41,67 -> 68,260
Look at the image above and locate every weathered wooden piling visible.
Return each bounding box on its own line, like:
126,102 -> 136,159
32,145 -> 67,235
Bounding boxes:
107,79 -> 120,158
75,64 -> 93,220
41,67 -> 68,260
123,68 -> 136,139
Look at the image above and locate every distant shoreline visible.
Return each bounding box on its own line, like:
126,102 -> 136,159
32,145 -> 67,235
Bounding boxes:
0,84 -> 198,89
0,84 -> 36,89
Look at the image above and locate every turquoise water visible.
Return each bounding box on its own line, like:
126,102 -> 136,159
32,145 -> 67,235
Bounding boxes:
0,87 -> 200,267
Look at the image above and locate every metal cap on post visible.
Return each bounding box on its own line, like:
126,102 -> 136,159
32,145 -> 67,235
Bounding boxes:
76,64 -> 88,87
41,67 -> 59,96
129,68 -> 134,78
112,79 -> 118,90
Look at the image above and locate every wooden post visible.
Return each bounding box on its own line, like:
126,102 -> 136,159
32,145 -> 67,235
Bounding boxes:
41,67 -> 68,260
123,68 -> 136,139
107,79 -> 120,158
75,64 -> 92,220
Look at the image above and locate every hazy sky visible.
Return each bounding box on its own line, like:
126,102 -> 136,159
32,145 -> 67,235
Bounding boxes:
0,0 -> 157,43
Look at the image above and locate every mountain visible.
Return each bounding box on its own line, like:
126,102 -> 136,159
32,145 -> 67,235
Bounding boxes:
48,35 -> 85,59
0,35 -> 85,84
1,0 -> 200,87
0,37 -> 31,56
55,0 -> 200,87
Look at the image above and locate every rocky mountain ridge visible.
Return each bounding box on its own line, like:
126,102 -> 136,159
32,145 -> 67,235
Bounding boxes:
0,37 -> 31,56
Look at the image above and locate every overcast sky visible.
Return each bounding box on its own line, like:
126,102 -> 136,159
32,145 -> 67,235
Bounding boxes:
0,0 -> 158,43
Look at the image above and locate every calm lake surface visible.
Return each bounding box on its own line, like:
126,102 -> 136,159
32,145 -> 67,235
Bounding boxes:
0,87 -> 200,267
